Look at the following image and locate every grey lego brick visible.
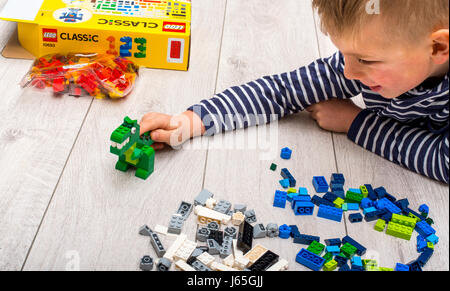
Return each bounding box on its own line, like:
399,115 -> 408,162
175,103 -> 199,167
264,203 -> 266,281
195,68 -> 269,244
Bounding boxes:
191,260 -> 212,271
156,257 -> 172,271
234,204 -> 247,213
168,214 -> 184,234
213,200 -> 232,214
138,225 -> 152,236
194,189 -> 214,206
139,255 -> 154,271
207,221 -> 220,231
220,236 -> 233,258
196,227 -> 211,242
206,239 -> 221,255
150,232 -> 166,258
253,223 -> 267,239
266,223 -> 279,238
176,201 -> 193,220
224,226 -> 237,239
244,209 -> 257,223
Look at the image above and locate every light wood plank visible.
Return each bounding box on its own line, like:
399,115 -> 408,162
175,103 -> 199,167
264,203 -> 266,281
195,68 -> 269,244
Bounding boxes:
23,0 -> 226,270
313,12 -> 449,270
201,0 -> 346,271
0,4 -> 94,270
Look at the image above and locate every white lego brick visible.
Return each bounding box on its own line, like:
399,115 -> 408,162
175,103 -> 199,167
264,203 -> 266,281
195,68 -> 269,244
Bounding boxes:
244,244 -> 268,264
173,239 -> 197,262
163,233 -> 187,261
175,260 -> 196,271
205,197 -> 217,209
210,261 -> 238,271
195,205 -> 231,225
232,239 -> 244,258
233,256 -> 250,270
266,258 -> 289,271
154,224 -> 168,235
223,254 -> 235,267
196,251 -> 215,267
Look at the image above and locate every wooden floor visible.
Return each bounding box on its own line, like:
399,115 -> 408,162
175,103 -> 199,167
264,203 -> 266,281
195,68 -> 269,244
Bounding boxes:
0,0 -> 448,271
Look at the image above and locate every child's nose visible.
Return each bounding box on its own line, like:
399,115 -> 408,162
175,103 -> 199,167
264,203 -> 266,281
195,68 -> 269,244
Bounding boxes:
344,63 -> 364,81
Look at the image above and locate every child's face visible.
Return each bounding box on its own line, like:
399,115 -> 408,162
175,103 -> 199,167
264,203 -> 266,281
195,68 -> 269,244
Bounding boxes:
330,20 -> 437,99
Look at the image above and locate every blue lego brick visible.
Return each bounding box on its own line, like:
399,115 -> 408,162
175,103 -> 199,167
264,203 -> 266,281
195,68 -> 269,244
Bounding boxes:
292,195 -> 311,208
294,202 -> 315,216
417,248 -> 433,267
395,198 -> 410,211
419,204 -> 429,214
360,198 -> 373,209
278,224 -> 291,239
363,207 -> 377,215
287,193 -> 297,202
351,256 -> 363,267
350,265 -> 365,271
338,263 -> 350,271
415,221 -> 436,237
417,235 -> 427,252
280,147 -> 292,159
348,213 -> 363,223
291,196 -> 302,209
408,261 -> 423,271
374,198 -> 401,214
317,204 -> 343,222
395,263 -> 410,271
323,192 -> 339,203
364,184 -> 377,201
273,190 -> 287,208
311,195 -> 335,207
342,236 -> 366,256
293,234 -> 320,245
403,208 -> 427,221
334,255 -> 348,267
426,234 -> 439,245
289,225 -> 301,238
324,238 -> 341,246
281,168 -> 296,187
384,193 -> 397,203
295,249 -> 325,271
279,179 -> 290,189
380,212 -> 392,222
332,188 -> 345,198
374,186 -> 387,199
326,245 -> 340,255
331,173 -> 345,185
298,187 -> 308,195
312,176 -> 329,193
346,203 -> 359,211
364,209 -> 387,222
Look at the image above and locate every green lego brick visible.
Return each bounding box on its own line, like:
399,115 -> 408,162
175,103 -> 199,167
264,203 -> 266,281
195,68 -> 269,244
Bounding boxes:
342,203 -> 348,211
287,188 -> 297,194
365,265 -> 381,271
427,242 -> 434,249
334,197 -> 345,208
270,163 -> 277,171
362,259 -> 378,267
307,240 -> 325,256
374,219 -> 386,232
386,222 -> 413,240
379,267 -> 394,271
323,259 -> 337,271
345,191 -> 363,203
425,217 -> 434,225
359,185 -> 369,198
340,243 -> 357,258
407,212 -> 422,223
322,252 -> 334,263
391,213 -> 416,228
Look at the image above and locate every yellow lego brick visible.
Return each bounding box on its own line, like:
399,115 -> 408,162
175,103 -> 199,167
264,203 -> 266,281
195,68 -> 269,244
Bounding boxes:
323,259 -> 337,271
427,242 -> 434,249
360,185 -> 369,198
391,213 -> 416,228
386,222 -> 413,240
333,197 -> 345,208
287,188 -> 297,194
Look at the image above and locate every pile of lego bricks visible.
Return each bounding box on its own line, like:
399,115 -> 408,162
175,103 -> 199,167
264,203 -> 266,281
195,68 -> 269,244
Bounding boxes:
137,147 -> 437,272
270,147 -> 437,271
21,53 -> 139,99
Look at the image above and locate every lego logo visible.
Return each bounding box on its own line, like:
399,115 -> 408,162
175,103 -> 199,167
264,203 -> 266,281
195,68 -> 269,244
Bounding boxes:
43,29 -> 58,42
162,22 -> 186,33
44,32 -> 57,38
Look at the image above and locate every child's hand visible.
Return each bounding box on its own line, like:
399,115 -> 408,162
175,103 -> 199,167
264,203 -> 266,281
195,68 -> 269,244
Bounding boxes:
139,111 -> 205,149
306,99 -> 363,133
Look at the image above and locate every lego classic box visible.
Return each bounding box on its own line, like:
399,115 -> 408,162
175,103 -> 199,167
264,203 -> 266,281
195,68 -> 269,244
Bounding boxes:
0,0 -> 191,71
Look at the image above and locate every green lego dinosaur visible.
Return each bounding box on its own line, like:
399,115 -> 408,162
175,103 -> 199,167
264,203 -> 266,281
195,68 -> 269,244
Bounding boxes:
110,116 -> 155,180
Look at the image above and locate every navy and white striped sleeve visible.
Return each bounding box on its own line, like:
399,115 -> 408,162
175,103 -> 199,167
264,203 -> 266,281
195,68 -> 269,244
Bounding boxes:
187,51 -> 361,135
348,110 -> 449,184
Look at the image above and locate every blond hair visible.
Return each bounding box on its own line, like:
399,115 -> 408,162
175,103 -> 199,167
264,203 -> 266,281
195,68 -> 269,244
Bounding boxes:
312,0 -> 449,42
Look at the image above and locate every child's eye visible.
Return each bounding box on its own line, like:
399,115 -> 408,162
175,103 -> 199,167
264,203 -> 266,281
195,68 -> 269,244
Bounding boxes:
358,59 -> 376,65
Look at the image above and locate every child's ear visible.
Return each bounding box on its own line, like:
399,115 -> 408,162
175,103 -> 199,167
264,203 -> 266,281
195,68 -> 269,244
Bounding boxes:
430,29 -> 449,65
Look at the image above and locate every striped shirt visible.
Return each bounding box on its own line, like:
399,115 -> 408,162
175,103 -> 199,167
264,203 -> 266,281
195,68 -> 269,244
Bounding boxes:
187,52 -> 449,184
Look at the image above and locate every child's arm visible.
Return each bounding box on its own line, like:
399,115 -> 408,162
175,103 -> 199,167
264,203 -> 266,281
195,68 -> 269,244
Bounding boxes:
187,51 -> 361,136
348,110 -> 449,184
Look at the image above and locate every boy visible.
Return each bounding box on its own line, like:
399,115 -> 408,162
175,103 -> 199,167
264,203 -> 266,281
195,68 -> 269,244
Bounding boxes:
140,0 -> 449,184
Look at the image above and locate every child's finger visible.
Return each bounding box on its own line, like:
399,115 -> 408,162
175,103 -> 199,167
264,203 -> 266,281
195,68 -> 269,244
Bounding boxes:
150,129 -> 174,144
139,113 -> 170,135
